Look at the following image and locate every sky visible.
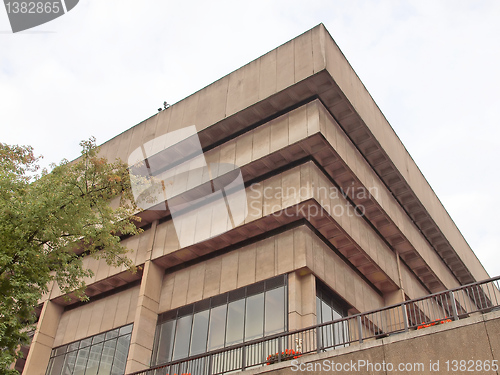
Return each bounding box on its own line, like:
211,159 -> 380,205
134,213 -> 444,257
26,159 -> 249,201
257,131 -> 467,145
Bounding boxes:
1,0 -> 499,278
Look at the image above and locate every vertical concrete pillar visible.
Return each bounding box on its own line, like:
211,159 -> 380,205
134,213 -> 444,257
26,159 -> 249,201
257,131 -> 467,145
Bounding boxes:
125,260 -> 164,373
288,269 -> 317,354
288,268 -> 317,329
22,301 -> 63,375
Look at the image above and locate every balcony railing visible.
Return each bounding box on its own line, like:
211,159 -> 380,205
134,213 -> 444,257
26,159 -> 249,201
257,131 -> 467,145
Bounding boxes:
128,275 -> 500,375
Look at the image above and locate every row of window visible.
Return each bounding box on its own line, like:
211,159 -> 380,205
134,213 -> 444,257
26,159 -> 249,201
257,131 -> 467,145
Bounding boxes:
45,275 -> 350,374
45,324 -> 132,375
152,275 -> 288,365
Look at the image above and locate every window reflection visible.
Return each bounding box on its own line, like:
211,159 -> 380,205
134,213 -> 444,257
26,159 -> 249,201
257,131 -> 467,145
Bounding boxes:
155,320 -> 175,364
46,324 -> 132,375
172,315 -> 193,360
265,287 -> 285,335
226,299 -> 245,346
316,282 -> 350,350
152,275 -> 287,366
190,310 -> 209,355
207,305 -> 226,351
245,293 -> 264,341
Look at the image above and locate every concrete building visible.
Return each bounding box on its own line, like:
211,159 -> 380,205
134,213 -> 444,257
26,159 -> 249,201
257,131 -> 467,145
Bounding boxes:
21,24 -> 499,375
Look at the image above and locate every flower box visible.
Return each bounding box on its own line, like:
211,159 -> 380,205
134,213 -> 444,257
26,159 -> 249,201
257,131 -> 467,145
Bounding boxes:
417,317 -> 452,330
266,349 -> 301,365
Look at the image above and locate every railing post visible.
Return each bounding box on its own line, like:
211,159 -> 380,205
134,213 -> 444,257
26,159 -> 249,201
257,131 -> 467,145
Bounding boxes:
278,337 -> 282,362
241,344 -> 246,371
357,316 -> 363,343
449,291 -> 459,321
207,354 -> 213,375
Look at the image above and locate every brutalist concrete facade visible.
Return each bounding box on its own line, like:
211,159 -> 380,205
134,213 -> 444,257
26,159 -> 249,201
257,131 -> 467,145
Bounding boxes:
21,24 -> 491,375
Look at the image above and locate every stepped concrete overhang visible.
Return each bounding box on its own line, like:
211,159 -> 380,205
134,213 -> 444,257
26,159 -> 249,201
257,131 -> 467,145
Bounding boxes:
98,24 -> 488,295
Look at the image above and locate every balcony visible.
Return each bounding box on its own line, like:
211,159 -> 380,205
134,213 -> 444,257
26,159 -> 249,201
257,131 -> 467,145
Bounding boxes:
128,275 -> 500,375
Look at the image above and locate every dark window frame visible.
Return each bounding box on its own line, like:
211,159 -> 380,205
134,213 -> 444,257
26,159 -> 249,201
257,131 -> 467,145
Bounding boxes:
152,274 -> 288,366
45,324 -> 133,375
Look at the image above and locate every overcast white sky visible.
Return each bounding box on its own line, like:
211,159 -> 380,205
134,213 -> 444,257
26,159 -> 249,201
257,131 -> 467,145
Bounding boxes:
1,1 -> 499,279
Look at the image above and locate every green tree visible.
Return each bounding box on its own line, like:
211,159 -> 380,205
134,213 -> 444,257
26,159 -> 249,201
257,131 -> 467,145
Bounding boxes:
0,138 -> 141,374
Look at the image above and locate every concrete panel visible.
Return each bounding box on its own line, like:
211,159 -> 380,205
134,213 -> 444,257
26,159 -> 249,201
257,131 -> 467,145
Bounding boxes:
153,106 -> 172,139
294,29 -> 314,82
288,104 -> 307,145
187,263 -> 206,304
158,274 -> 174,313
235,128 -> 253,167
195,76 -> 229,130
270,115 -> 289,153
276,230 -> 294,275
237,243 -> 257,288
276,39 -> 295,92
252,123 -> 271,161
170,270 -> 189,309
74,303 -> 92,340
100,294 -> 119,332
384,322 -> 494,374
259,49 -> 277,100
114,287 -> 134,328
220,251 -> 239,294
203,257 -> 222,299
293,226 -> 307,270
485,316 -> 500,361
226,59 -> 260,117
256,237 -> 276,282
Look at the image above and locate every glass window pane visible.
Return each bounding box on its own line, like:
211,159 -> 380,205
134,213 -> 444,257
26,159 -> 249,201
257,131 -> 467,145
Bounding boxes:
72,346 -> 90,375
190,310 -> 209,356
119,324 -> 133,336
207,305 -> 226,351
332,309 -> 342,321
61,351 -> 77,375
316,296 -> 322,324
155,320 -> 175,364
85,342 -> 103,375
321,301 -> 333,322
79,338 -> 92,349
245,293 -> 264,341
111,334 -> 131,375
92,334 -> 105,345
172,315 -> 193,360
55,345 -> 67,356
105,329 -> 119,341
47,355 -> 65,375
98,339 -> 117,375
321,300 -> 334,348
226,299 -> 245,346
265,287 -> 285,335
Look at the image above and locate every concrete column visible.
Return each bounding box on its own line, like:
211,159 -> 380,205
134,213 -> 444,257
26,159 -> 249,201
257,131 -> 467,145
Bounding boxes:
288,269 -> 317,354
125,260 -> 164,373
288,268 -> 317,330
22,301 -> 63,375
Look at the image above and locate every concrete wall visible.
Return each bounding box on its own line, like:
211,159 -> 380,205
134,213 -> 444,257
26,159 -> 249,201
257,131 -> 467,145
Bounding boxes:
247,310 -> 500,375
53,285 -> 139,347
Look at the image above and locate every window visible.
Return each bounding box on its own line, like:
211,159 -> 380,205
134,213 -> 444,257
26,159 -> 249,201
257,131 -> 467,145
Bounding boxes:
152,275 -> 287,366
316,282 -> 349,349
45,324 -> 132,375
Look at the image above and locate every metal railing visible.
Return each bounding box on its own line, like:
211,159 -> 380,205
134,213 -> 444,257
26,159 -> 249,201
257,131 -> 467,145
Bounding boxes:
128,275 -> 500,375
